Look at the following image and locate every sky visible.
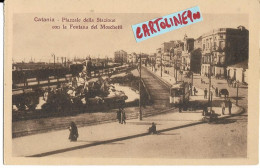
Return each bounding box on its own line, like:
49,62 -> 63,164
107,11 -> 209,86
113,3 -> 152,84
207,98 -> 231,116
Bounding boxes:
13,13 -> 248,62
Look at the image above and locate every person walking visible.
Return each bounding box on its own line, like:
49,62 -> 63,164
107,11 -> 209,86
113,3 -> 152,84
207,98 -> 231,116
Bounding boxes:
68,121 -> 79,142
193,87 -> 197,96
189,83 -> 192,96
221,101 -> 226,115
215,87 -> 218,97
228,99 -> 232,115
117,108 -> 121,123
204,88 -> 208,99
121,108 -> 126,124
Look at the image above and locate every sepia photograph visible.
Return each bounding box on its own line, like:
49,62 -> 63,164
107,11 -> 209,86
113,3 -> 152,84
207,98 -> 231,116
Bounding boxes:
4,0 -> 259,165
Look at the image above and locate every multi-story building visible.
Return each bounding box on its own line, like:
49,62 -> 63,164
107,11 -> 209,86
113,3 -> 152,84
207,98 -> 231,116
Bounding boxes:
172,41 -> 184,70
161,41 -> 176,66
201,26 -> 249,77
181,34 -> 194,71
127,53 -> 138,64
194,36 -> 202,50
190,36 -> 203,73
149,53 -> 156,65
131,52 -> 138,63
114,50 -> 127,64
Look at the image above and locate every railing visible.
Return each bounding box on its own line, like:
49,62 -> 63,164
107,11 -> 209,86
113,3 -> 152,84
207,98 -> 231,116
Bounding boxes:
141,78 -> 151,103
12,65 -> 136,94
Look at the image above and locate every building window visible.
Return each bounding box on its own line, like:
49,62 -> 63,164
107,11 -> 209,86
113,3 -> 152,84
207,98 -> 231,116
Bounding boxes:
220,56 -> 225,64
219,41 -> 225,50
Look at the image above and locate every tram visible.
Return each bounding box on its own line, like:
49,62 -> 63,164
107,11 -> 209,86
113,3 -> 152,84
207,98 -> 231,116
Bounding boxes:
169,82 -> 190,105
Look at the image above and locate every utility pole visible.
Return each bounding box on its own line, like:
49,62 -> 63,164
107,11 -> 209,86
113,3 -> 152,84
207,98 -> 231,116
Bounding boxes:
61,57 -> 64,67
208,53 -> 212,112
139,53 -> 142,120
161,53 -> 163,77
236,81 -> 239,105
52,54 -> 55,68
176,61 -> 178,82
191,72 -> 193,86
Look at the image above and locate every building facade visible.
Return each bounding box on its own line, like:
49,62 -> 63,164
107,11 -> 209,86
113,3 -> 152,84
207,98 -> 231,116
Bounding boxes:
114,50 -> 127,64
181,35 -> 194,71
127,52 -> 138,64
201,26 -> 249,77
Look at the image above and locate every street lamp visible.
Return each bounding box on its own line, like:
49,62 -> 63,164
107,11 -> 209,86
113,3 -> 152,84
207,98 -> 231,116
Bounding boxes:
139,53 -> 142,120
236,80 -> 239,105
191,71 -> 193,86
208,52 -> 213,112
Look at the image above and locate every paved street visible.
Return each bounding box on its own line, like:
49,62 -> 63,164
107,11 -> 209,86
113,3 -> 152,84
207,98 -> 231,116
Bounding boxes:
163,66 -> 248,112
47,113 -> 247,158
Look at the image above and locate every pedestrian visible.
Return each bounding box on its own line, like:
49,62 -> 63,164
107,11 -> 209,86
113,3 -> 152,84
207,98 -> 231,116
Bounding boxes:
234,80 -> 237,88
121,108 -> 126,124
68,121 -> 79,142
202,105 -> 208,116
215,87 -> 218,97
204,88 -> 208,99
117,108 -> 121,123
193,87 -> 197,96
148,122 -> 157,134
178,103 -> 182,113
228,99 -> 232,115
221,101 -> 226,115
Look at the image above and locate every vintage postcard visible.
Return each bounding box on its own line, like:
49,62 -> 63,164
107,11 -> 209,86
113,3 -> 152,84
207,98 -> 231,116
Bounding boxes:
4,0 -> 260,165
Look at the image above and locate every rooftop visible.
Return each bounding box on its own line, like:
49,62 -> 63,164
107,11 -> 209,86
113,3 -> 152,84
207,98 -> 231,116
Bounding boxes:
227,60 -> 248,69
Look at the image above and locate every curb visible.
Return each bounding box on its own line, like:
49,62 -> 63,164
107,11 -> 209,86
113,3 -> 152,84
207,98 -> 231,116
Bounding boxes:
13,107 -> 177,138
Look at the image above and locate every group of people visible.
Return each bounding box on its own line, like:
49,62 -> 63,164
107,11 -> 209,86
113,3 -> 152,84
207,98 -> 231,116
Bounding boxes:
189,83 -> 197,96
221,99 -> 232,115
117,107 -> 126,124
202,99 -> 232,117
203,86 -> 221,99
227,78 -> 238,88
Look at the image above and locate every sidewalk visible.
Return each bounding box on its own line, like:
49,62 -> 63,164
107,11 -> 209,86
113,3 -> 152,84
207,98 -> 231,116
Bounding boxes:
146,66 -> 176,86
13,104 -> 243,157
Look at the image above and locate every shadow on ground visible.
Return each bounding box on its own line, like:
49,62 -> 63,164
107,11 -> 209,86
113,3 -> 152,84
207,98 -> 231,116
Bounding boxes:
209,118 -> 237,125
